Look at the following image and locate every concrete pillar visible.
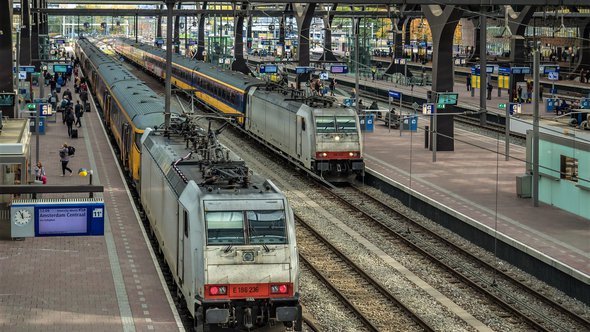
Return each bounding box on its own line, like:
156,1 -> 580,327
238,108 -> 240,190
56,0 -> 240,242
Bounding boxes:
423,5 -> 463,152
507,6 -> 535,65
293,3 -> 317,89
31,0 -> 39,68
20,0 -> 31,65
173,2 -> 181,54
318,4 -> 338,62
0,0 -> 15,117
573,19 -> 590,72
231,3 -> 252,75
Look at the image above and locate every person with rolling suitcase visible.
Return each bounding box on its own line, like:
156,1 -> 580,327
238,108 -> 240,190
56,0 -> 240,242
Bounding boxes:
74,101 -> 83,127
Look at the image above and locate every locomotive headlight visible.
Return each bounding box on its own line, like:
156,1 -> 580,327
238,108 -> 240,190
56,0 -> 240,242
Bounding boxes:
242,251 -> 255,262
271,284 -> 289,294
209,285 -> 227,295
349,152 -> 355,157
321,152 -> 328,157
334,135 -> 341,141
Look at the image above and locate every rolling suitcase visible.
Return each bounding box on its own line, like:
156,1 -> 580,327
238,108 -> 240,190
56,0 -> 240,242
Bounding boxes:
85,102 -> 91,112
71,128 -> 78,138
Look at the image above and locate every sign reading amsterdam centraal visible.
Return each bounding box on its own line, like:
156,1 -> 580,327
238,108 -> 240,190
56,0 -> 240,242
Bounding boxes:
11,199 -> 105,238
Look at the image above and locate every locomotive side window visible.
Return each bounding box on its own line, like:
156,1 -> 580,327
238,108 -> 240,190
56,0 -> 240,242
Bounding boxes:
205,211 -> 245,245
315,116 -> 336,133
247,210 -> 287,244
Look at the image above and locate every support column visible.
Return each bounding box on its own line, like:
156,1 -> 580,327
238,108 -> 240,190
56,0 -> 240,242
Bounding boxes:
195,2 -> 207,61
279,16 -> 285,49
293,3 -> 317,89
156,4 -> 163,47
246,15 -> 253,53
0,0 -> 15,117
31,0 -> 40,69
318,4 -> 338,62
467,17 -> 480,63
385,17 -> 412,78
231,3 -> 252,75
20,0 -> 32,65
507,5 -> 535,65
173,2 -> 181,54
573,19 -> 590,72
423,5 -> 463,152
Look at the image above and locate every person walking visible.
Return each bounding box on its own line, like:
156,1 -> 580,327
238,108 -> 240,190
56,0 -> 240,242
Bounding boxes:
486,82 -> 493,100
65,108 -> 76,137
59,144 -> 73,176
62,88 -> 72,101
466,74 -> 472,91
74,101 -> 83,127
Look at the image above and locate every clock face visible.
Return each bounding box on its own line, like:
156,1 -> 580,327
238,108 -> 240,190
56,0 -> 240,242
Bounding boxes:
14,209 -> 32,226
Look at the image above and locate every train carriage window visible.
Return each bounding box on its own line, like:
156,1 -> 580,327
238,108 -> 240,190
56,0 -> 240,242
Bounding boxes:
247,210 -> 287,244
205,211 -> 245,245
315,116 -> 336,133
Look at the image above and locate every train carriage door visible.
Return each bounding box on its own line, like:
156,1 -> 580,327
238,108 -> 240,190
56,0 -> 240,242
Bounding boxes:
121,123 -> 131,170
177,208 -> 187,285
103,93 -> 111,126
296,116 -> 304,158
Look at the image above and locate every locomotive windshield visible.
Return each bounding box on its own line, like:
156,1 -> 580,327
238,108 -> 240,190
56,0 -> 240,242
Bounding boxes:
206,210 -> 287,245
315,116 -> 357,134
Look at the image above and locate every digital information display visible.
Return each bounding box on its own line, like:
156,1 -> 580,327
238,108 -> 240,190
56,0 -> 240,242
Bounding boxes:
53,64 -> 68,73
260,64 -> 278,74
295,67 -> 313,74
330,65 -> 348,74
437,93 -> 458,105
38,207 -> 88,235
319,72 -> 329,80
11,199 -> 104,238
0,92 -> 16,107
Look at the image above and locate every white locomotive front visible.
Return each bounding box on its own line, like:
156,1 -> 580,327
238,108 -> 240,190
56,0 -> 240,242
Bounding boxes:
140,125 -> 301,331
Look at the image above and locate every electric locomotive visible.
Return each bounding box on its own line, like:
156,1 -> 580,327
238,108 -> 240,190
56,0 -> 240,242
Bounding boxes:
76,38 -> 302,331
114,38 -> 365,180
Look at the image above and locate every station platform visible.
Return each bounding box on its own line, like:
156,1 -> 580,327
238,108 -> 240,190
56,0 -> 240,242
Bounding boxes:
359,117 -> 589,290
0,76 -> 183,331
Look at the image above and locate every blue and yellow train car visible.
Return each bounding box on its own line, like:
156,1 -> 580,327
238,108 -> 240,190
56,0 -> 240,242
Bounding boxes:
76,38 -> 183,183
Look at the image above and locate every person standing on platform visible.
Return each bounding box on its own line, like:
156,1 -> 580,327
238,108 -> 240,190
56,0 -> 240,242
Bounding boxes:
59,144 -> 73,177
580,69 -> 586,84
65,108 -> 76,137
329,78 -> 336,96
371,66 -> 377,80
74,101 -> 83,127
487,82 -> 493,100
466,74 -> 472,91
34,161 -> 46,182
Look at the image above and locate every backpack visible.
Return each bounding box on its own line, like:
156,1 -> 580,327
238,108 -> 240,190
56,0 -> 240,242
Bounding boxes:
68,146 -> 76,156
59,149 -> 67,158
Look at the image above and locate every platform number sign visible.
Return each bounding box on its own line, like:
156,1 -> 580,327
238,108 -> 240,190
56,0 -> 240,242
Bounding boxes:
422,103 -> 434,115
548,71 -> 559,81
92,208 -> 103,218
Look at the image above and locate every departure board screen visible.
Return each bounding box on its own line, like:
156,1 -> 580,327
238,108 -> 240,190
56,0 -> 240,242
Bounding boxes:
37,207 -> 88,235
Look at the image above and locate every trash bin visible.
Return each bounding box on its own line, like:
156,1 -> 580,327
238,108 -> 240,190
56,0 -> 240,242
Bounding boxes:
401,115 -> 418,132
29,116 -> 45,134
546,98 -> 555,113
360,114 -> 374,132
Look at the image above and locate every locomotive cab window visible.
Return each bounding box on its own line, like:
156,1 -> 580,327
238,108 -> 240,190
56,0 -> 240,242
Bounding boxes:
315,116 -> 336,133
205,211 -> 245,245
336,116 -> 357,133
247,210 -> 287,244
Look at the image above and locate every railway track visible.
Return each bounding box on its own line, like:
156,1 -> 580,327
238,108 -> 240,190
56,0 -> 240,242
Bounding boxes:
119,51 -> 589,332
326,183 -> 590,332
295,215 -> 435,332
